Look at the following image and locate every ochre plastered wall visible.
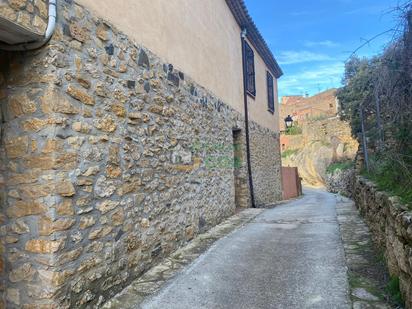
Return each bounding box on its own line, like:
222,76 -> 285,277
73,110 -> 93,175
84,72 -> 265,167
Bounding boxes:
75,0 -> 279,131
246,39 -> 280,133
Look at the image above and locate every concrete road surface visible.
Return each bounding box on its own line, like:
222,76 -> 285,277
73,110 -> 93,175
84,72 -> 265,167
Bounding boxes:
141,188 -> 351,309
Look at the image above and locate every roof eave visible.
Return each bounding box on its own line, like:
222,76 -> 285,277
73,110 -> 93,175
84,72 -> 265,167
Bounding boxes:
226,0 -> 283,79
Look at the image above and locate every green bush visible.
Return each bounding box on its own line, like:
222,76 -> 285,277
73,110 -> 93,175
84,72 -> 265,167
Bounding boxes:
363,154 -> 412,207
326,161 -> 354,174
385,277 -> 404,306
281,149 -> 299,158
285,126 -> 302,135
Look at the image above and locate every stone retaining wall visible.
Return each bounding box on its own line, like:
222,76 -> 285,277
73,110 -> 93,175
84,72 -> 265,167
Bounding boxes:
0,0 -> 48,35
0,1 -> 281,307
353,176 -> 412,308
325,168 -> 355,198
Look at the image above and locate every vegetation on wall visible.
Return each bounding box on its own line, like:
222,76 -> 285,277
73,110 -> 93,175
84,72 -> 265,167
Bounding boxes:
386,277 -> 404,306
337,4 -> 412,205
363,155 -> 412,206
281,149 -> 299,158
284,125 -> 303,135
326,161 -> 354,174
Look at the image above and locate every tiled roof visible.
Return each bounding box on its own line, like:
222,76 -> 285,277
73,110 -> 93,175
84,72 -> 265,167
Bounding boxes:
226,0 -> 283,78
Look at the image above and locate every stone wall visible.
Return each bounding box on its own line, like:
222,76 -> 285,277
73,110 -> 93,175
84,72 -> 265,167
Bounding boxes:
353,176 -> 412,308
232,129 -> 251,209
0,0 -> 48,35
250,122 -> 282,206
0,1 -> 281,308
280,134 -> 303,151
303,117 -> 357,152
325,168 -> 354,197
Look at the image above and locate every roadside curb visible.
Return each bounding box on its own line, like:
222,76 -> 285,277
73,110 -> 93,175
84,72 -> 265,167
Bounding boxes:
335,194 -> 395,308
103,208 -> 264,308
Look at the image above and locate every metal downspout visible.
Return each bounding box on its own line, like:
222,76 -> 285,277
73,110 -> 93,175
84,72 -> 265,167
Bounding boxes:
0,0 -> 57,51
241,28 -> 256,208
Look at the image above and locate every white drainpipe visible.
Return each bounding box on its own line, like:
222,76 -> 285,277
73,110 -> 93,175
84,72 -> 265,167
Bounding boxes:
0,0 -> 57,51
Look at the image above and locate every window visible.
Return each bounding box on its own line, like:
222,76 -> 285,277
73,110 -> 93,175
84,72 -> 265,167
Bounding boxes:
267,71 -> 275,113
244,41 -> 256,97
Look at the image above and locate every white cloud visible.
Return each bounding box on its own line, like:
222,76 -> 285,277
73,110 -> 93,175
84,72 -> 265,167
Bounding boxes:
304,40 -> 340,48
298,63 -> 344,80
278,63 -> 345,96
277,51 -> 335,65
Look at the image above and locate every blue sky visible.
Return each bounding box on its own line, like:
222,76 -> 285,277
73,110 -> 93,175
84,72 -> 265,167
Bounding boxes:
244,0 -> 403,99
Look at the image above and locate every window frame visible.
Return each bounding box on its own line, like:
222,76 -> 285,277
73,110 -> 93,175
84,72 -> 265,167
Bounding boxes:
266,71 -> 275,114
244,41 -> 256,98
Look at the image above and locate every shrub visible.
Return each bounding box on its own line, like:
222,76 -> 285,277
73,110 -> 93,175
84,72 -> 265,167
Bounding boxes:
363,154 -> 412,206
326,161 -> 354,174
337,6 -> 412,208
385,277 -> 404,306
285,126 -> 302,135
281,149 -> 299,158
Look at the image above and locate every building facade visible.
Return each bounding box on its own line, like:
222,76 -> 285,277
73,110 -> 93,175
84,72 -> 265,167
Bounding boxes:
0,0 -> 283,307
280,89 -> 338,131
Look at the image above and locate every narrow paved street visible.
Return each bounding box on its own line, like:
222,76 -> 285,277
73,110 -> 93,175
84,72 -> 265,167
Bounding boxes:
141,189 -> 351,308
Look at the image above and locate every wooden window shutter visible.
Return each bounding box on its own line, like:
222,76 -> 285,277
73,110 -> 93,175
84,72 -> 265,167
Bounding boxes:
267,71 -> 274,113
244,42 -> 256,97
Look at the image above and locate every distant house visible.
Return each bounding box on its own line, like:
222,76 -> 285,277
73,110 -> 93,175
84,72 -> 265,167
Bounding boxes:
0,0 -> 283,307
280,89 -> 338,130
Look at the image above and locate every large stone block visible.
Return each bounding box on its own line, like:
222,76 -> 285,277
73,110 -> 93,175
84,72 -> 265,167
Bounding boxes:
41,88 -> 80,114
38,217 -> 76,236
69,23 -> 89,42
6,200 -> 47,218
96,200 -> 119,214
8,94 -> 36,117
93,115 -> 117,132
5,136 -> 28,159
9,0 -> 26,10
38,269 -> 75,287
67,85 -> 95,105
25,239 -> 65,254
9,263 -> 36,283
22,117 -> 66,132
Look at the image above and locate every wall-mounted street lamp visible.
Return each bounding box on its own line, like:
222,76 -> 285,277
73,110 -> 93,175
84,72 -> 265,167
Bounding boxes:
284,115 -> 294,129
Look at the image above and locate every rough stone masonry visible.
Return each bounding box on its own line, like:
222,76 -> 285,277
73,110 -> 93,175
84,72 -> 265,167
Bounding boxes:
0,1 -> 282,308
353,176 -> 412,308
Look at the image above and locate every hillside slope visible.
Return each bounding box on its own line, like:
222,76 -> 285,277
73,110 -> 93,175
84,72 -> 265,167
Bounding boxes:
281,117 -> 358,186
